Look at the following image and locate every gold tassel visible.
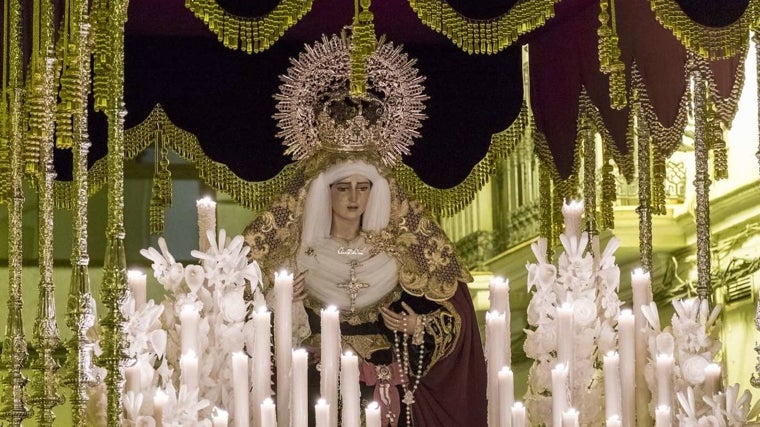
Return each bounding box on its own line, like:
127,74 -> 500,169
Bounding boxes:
600,143 -> 616,230
706,96 -> 728,180
651,154 -> 666,215
350,0 -> 376,97
597,0 -> 626,109
150,130 -> 173,235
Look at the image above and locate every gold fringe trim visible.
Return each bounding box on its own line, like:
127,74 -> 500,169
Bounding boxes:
394,101 -> 530,217
407,0 -> 560,55
649,0 -> 753,59
53,104 -> 301,215
185,0 -> 313,53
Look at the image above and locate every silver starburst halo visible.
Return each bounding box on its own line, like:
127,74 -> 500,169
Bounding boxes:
273,30 -> 428,167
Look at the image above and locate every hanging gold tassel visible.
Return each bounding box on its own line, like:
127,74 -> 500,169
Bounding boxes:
705,95 -> 728,180
651,154 -> 666,215
350,0 -> 376,97
600,142 -> 616,230
597,0 -> 627,109
582,118 -> 598,234
150,129 -> 173,235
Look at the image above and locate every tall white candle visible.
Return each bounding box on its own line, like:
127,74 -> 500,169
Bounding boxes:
180,349 -> 199,390
561,200 -> 584,238
197,197 -> 217,252
704,363 -> 721,398
231,351 -> 250,427
552,363 -> 569,427
498,366 -> 514,427
631,268 -> 653,427
556,303 -> 574,367
253,307 -> 272,427
321,306 -> 340,427
154,387 -> 168,426
511,402 -> 526,427
486,311 -> 507,427
180,304 -> 200,355
489,276 -> 509,314
603,351 -> 622,420
212,407 -> 229,427
607,415 -> 622,427
260,398 -> 276,427
292,349 -> 308,427
340,351 -> 360,427
618,309 -> 635,427
315,399 -> 330,427
274,270 -> 294,427
655,354 -> 673,407
127,270 -> 147,311
654,405 -> 671,427
562,408 -> 580,427
365,402 -> 381,427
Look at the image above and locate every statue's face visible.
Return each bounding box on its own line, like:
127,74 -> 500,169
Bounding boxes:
330,174 -> 372,224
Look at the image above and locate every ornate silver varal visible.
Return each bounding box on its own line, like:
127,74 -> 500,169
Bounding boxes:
0,0 -> 30,424
693,72 -> 712,301
62,17 -> 99,427
636,101 -> 653,273
28,47 -> 65,426
752,294 -> 760,388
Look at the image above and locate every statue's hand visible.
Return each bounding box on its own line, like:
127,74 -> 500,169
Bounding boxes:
380,302 -> 418,335
293,270 -> 308,302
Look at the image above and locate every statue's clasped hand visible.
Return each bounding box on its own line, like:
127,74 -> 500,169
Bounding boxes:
380,302 -> 419,335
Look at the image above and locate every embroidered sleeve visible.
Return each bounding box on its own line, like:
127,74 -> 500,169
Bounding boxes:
421,300 -> 461,371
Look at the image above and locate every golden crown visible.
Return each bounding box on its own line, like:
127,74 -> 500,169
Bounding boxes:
273,31 -> 427,167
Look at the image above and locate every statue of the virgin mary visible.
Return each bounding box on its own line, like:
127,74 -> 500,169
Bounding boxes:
244,30 -> 487,426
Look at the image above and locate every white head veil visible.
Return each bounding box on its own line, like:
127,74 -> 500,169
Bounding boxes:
301,160 -> 391,246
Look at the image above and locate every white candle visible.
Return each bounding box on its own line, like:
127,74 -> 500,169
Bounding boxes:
511,402 -> 526,427
124,363 -> 142,394
180,304 -> 200,355
486,311 -> 507,427
321,306 -> 340,427
618,309 -> 635,427
654,405 -> 671,427
561,408 -> 579,427
292,349 -> 309,427
274,270 -> 294,427
315,399 -> 330,427
231,351 -> 249,427
365,402 -> 381,427
212,407 -> 229,427
552,363 -> 569,427
655,354 -> 673,407
704,363 -> 721,397
603,351 -> 622,420
253,307 -> 272,426
127,270 -> 147,311
341,351 -> 361,427
607,415 -> 622,427
561,200 -> 584,238
260,398 -> 276,427
197,197 -> 217,252
556,303 -> 574,367
180,349 -> 199,390
631,268 -> 653,427
153,387 -> 168,426
498,366 -> 514,427
489,276 -> 509,314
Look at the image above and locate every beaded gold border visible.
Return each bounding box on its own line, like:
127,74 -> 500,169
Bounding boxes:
185,0 -> 313,53
648,0 -> 755,59
407,0 -> 562,55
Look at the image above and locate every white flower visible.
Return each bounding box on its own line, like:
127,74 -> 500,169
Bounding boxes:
192,229 -> 262,291
184,264 -> 206,294
523,325 -> 556,358
571,298 -> 597,327
219,289 -> 248,323
681,355 -> 709,385
655,331 -> 675,355
123,391 -> 144,421
527,262 -> 557,292
140,238 -> 185,291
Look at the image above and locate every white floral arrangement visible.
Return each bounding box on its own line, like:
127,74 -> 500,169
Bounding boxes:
642,298 -> 760,425
523,202 -> 622,426
113,229 -> 264,426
